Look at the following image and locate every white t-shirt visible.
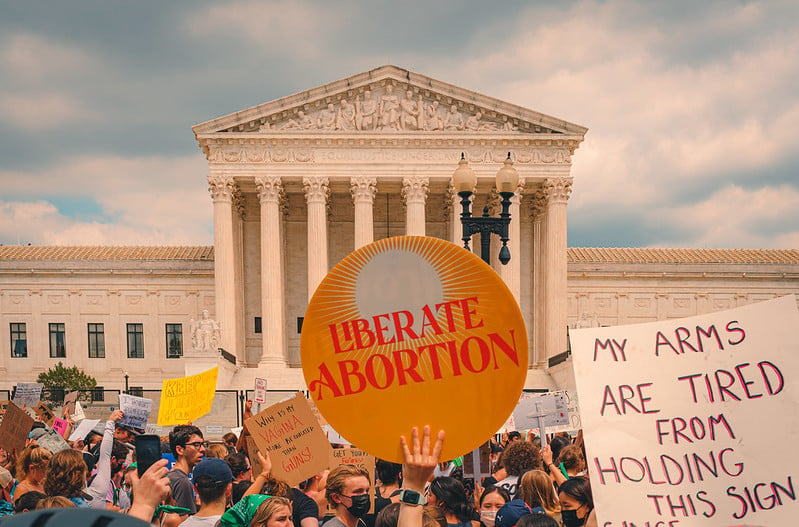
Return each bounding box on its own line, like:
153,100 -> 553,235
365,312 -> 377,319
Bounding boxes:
180,514 -> 222,526
495,475 -> 519,500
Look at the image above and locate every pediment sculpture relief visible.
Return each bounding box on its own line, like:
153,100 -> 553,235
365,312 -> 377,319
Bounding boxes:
254,84 -> 546,134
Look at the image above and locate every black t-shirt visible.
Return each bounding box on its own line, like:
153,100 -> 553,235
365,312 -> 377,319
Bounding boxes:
291,488 -> 320,527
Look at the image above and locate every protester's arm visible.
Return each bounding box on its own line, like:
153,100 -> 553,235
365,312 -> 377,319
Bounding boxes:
398,426 -> 444,527
541,445 -> 566,487
87,409 -> 123,508
127,459 -> 171,523
243,450 -> 273,497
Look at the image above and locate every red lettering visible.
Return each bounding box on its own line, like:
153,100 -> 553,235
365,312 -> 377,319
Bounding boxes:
460,336 -> 490,373
365,354 -> 394,389
338,360 -> 367,395
460,297 -> 484,329
330,323 -> 354,353
488,330 -> 520,367
392,349 -> 424,385
308,362 -> 343,400
373,313 -> 395,345
352,318 -> 375,349
392,310 -> 418,342
435,301 -> 458,332
419,304 -> 443,337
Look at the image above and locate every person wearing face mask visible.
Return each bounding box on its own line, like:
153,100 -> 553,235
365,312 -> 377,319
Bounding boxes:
477,486 -> 509,527
325,464 -> 372,527
557,477 -> 597,527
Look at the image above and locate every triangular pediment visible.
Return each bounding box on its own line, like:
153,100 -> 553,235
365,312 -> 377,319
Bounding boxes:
192,65 -> 587,137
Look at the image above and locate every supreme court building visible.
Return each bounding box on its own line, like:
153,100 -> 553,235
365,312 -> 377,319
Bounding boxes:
1,66 -> 797,394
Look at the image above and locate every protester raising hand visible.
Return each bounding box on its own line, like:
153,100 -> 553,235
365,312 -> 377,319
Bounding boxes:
398,426 -> 445,527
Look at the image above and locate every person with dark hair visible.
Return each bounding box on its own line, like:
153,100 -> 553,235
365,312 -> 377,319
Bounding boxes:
427,477 -> 474,527
557,477 -> 596,527
374,460 -> 402,514
494,442 -> 541,500
181,458 -> 233,526
477,486 -> 509,527
225,451 -> 253,505
168,424 -> 206,516
223,432 -> 238,454
13,489 -> 46,514
106,439 -> 131,511
515,513 -> 558,527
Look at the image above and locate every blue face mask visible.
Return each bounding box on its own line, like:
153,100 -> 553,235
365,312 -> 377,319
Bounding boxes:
561,508 -> 586,527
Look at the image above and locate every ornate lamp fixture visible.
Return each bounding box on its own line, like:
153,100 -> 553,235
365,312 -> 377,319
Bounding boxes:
452,152 -> 519,265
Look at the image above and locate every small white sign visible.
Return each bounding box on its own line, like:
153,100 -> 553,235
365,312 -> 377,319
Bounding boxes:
254,377 -> 267,404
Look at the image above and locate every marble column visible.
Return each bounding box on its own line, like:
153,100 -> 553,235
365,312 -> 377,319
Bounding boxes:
256,176 -> 286,365
500,177 -> 525,300
304,176 -> 329,301
530,191 -> 547,367
208,175 -> 239,355
351,176 -> 377,249
542,177 -> 572,361
402,176 -> 429,236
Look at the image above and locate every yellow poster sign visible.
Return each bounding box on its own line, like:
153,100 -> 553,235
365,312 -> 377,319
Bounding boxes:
301,236 -> 528,463
157,367 -> 219,426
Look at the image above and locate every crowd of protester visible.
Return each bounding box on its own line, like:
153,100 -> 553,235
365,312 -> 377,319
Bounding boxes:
0,402 -> 597,527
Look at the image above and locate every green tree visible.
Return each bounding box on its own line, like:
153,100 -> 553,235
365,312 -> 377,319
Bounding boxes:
37,362 -> 97,401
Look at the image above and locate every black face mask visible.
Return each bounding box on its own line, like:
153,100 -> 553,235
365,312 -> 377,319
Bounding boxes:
345,494 -> 371,518
561,508 -> 586,527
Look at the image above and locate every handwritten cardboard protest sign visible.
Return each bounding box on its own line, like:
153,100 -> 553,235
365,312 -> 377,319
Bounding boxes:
0,402 -> 34,453
301,236 -> 528,463
13,383 -> 43,408
34,401 -> 55,426
157,367 -> 218,426
118,394 -> 153,429
63,391 -> 79,415
37,427 -> 70,453
69,419 -> 100,442
327,447 -> 376,514
570,294 -> 799,526
52,417 -> 69,437
245,392 -> 332,486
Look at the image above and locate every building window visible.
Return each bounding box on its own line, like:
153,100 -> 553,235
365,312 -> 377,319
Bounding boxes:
49,323 -> 66,358
88,323 -> 105,358
166,324 -> 183,358
254,317 -> 262,334
92,386 -> 105,402
127,323 -> 144,358
10,323 -> 27,358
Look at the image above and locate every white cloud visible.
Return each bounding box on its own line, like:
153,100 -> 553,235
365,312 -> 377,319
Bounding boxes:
0,93 -> 94,130
0,154 -> 212,245
0,33 -> 97,80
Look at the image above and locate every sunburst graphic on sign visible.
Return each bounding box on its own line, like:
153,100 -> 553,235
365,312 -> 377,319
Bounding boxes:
301,236 -> 528,462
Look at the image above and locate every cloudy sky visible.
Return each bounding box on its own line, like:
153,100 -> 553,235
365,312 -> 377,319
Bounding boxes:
1,0 -> 797,249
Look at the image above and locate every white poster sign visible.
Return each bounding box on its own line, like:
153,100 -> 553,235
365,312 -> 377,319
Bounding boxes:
570,294 -> 799,526
512,391 -> 569,431
254,377 -> 267,404
118,394 -> 153,429
13,383 -> 43,408
68,419 -> 101,442
72,400 -> 86,421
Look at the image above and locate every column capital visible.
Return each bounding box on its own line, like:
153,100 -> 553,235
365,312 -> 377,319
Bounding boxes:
232,187 -> 246,219
303,176 -> 330,204
401,175 -> 429,205
208,175 -> 236,202
486,188 -> 501,215
255,176 -> 284,204
530,189 -> 547,220
350,176 -> 377,204
514,176 -> 526,200
542,177 -> 572,204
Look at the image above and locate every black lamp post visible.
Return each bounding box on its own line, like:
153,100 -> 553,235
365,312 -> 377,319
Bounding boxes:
452,152 -> 519,265
124,371 -> 129,395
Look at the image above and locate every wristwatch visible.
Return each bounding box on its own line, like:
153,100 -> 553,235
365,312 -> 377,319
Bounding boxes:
398,489 -> 426,506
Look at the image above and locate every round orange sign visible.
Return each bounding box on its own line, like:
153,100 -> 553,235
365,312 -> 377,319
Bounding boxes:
301,236 -> 528,463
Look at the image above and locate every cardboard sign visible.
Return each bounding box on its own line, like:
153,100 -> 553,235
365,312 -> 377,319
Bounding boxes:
37,427 -> 70,453
301,236 -> 528,463
72,400 -> 86,421
52,417 -> 69,437
254,378 -> 267,404
323,425 -> 351,446
13,383 -> 43,408
157,367 -> 218,426
245,392 -> 332,486
68,419 -> 101,442
63,391 -> 79,414
245,436 -> 264,477
0,401 -> 34,453
570,294 -> 799,526
118,394 -> 153,429
34,401 -> 56,426
327,447 -> 376,514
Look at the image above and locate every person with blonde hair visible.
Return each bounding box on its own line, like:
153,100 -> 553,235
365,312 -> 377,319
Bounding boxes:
13,445 -> 51,505
250,496 -> 293,527
518,470 -> 560,523
36,495 -> 76,509
325,464 -> 371,527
